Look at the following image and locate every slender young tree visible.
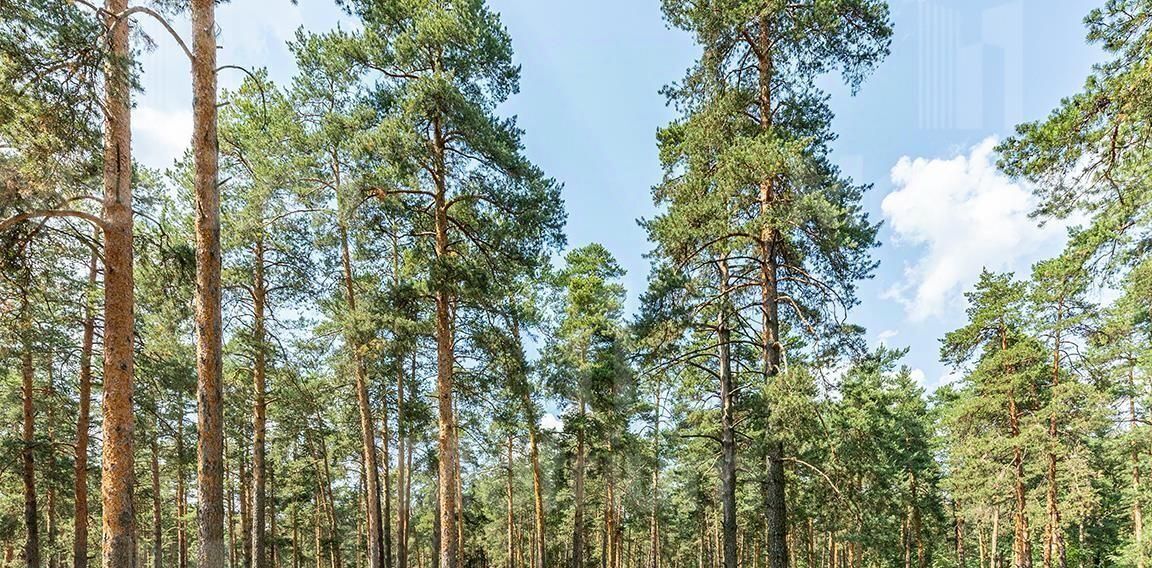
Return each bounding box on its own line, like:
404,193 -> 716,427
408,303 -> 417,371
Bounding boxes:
543,245 -> 630,568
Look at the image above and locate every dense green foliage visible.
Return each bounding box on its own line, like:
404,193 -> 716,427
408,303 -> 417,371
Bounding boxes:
2,1 -> 1152,568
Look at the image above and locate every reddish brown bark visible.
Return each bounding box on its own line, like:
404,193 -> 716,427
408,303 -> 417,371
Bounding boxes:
100,0 -> 137,564
191,0 -> 225,566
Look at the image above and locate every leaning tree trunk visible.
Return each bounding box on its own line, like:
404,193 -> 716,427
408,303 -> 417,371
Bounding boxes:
100,0 -> 137,563
192,0 -> 225,566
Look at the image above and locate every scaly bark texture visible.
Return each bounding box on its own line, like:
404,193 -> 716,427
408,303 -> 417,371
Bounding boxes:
191,0 -> 225,566
100,0 -> 137,564
432,111 -> 461,568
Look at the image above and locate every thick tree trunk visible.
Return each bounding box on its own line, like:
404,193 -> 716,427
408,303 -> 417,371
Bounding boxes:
253,238 -> 269,568
755,15 -> 787,568
432,109 -> 461,568
192,1 -> 225,566
74,250 -> 97,568
100,0 -> 137,564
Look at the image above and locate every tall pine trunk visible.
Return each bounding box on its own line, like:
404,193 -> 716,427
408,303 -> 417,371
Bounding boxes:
1043,302 -> 1064,568
1131,367 -> 1144,568
177,419 -> 189,568
21,290 -> 38,568
151,430 -> 163,568
253,238 -> 269,568
100,0 -> 137,564
717,259 -> 738,568
571,396 -> 587,568
396,351 -> 410,568
74,249 -> 97,568
506,436 -> 516,568
383,394 -> 393,568
756,14 -> 788,568
336,157 -> 384,568
192,0 -> 225,566
432,107 -> 461,568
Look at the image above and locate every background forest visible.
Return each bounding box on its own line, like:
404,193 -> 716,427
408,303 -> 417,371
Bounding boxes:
1,1 -> 1151,568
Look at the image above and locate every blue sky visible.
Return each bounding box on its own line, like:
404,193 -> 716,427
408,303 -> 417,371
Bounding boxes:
133,0 -> 1104,390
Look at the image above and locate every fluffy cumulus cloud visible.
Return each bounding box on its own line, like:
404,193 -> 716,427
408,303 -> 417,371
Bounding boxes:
881,137 -> 1070,321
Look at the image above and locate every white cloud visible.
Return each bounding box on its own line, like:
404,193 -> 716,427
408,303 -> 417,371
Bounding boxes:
540,413 -> 563,431
881,137 -> 1070,321
133,106 -> 193,169
876,329 -> 899,345
909,368 -> 927,387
